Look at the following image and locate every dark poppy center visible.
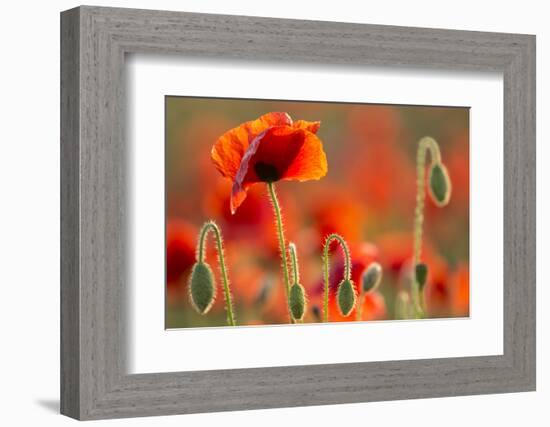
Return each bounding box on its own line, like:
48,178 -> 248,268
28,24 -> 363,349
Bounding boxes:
254,162 -> 280,182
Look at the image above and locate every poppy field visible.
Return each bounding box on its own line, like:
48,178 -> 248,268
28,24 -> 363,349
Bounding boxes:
165,96 -> 469,328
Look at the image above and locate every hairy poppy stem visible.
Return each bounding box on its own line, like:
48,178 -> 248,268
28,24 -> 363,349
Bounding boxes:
197,221 -> 236,326
413,137 -> 443,319
356,290 -> 364,321
288,242 -> 306,323
288,242 -> 300,285
266,182 -> 294,323
395,290 -> 412,320
322,233 -> 352,322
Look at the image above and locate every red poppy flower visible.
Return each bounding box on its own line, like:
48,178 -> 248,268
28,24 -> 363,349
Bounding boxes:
211,112 -> 328,213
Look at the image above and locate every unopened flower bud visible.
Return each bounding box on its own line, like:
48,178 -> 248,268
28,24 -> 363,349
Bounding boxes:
429,162 -> 452,207
362,262 -> 383,293
189,262 -> 216,314
337,279 -> 356,317
289,283 -> 307,321
415,263 -> 428,291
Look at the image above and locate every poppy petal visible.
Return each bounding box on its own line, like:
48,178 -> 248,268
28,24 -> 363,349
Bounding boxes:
248,112 -> 293,134
230,128 -> 274,213
211,125 -> 250,180
230,181 -> 250,215
282,130 -> 328,181
211,112 -> 292,180
293,120 -> 321,134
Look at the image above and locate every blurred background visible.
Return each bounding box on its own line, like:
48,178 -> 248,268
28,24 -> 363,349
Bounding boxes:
165,96 -> 469,328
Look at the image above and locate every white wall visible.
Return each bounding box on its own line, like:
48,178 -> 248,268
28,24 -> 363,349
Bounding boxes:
0,0 -> 546,425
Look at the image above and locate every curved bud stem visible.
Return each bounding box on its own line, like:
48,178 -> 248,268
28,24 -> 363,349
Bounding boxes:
412,137 -> 446,319
266,182 -> 294,323
414,137 -> 441,264
197,221 -> 236,326
322,233 -> 352,322
288,242 -> 300,285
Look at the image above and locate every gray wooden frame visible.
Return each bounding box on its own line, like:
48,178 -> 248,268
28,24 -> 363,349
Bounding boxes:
60,5 -> 536,420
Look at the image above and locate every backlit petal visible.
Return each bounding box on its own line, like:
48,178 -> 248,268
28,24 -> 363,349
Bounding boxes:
211,112 -> 292,180
230,181 -> 251,215
282,130 -> 328,181
247,112 -> 292,134
293,120 -> 321,134
211,125 -> 250,180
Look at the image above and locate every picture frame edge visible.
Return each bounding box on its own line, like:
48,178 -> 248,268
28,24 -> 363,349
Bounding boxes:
60,5 -> 536,420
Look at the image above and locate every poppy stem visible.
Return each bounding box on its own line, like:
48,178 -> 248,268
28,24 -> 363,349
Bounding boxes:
413,137 -> 441,319
322,233 -> 352,322
395,290 -> 412,320
197,221 -> 236,326
288,242 -> 300,285
356,290 -> 364,322
266,182 -> 294,323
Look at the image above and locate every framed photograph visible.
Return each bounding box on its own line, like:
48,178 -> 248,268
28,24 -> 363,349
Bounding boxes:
60,6 -> 536,420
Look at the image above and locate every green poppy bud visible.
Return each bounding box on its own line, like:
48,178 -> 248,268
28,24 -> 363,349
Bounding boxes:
361,262 -> 383,293
289,283 -> 307,321
415,263 -> 428,291
337,279 -> 356,317
428,162 -> 452,207
188,262 -> 216,314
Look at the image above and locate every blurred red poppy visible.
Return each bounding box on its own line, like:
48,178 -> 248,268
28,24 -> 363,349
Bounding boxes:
218,241 -> 269,307
425,263 -> 469,317
166,220 -> 196,283
203,179 -> 271,235
308,186 -> 366,250
203,177 -> 300,261
347,105 -> 401,144
166,219 -> 197,304
450,264 -> 470,317
376,233 -> 415,279
422,259 -> 450,316
211,112 -> 328,213
377,232 -> 441,282
344,106 -> 416,213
